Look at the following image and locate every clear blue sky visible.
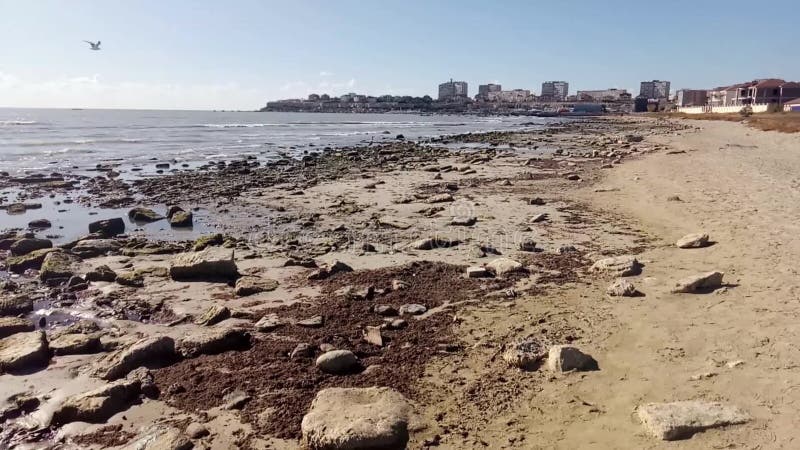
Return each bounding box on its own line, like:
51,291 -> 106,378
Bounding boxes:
1,0 -> 798,110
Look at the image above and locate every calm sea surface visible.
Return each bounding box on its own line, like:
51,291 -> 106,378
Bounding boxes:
0,109 -> 553,174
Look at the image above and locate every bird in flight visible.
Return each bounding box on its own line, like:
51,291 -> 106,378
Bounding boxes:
83,40 -> 101,50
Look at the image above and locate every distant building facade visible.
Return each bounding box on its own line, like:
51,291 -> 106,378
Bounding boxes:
676,89 -> 708,107
541,81 -> 569,101
487,89 -> 531,103
639,80 -> 671,100
576,88 -> 630,102
709,79 -> 800,106
476,83 -> 502,100
438,79 -> 469,101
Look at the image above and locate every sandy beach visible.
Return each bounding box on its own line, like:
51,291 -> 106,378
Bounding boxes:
2,116 -> 800,449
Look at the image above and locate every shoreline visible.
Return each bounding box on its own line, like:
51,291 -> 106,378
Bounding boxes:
6,116 -> 797,449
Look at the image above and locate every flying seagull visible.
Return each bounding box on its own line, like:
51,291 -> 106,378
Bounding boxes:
83,40 -> 101,50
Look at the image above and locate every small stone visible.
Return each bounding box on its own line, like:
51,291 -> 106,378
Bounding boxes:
297,315 -> 324,327
222,390 -> 251,410
450,216 -> 476,226
116,272 -> 145,288
315,350 -> 360,374
186,423 -> 209,439
671,272 -> 724,293
606,278 -> 638,297
408,237 -> 459,250
374,305 -> 398,316
398,304 -> 427,315
88,218 -> 125,236
590,255 -> 642,277
195,305 -> 230,326
503,337 -> 548,370
391,279 -> 409,291
566,174 -> 581,181
386,319 -> 407,330
427,193 -> 454,203
726,360 -> 744,368
363,326 -> 383,347
518,239 -> 537,252
128,207 -> 164,222
676,232 -> 710,249
291,343 -> 315,359
637,401 -> 749,440
466,266 -> 489,278
169,211 -> 193,227
234,276 -> 279,296
530,213 -> 548,223
254,313 -> 283,331
28,219 -> 52,229
486,257 -> 524,276
547,345 -> 598,372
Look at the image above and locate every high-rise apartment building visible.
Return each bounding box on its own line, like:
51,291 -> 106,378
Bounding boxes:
438,79 -> 469,101
640,80 -> 671,100
541,81 -> 569,101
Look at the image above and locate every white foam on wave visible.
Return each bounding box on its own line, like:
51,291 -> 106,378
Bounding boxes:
0,120 -> 38,125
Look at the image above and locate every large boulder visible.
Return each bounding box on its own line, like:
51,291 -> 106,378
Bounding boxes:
671,272 -> 724,293
88,217 -> 126,236
637,400 -> 749,440
71,239 -> 123,258
486,257 -> 524,276
177,327 -> 250,358
7,248 -> 57,273
128,207 -> 164,223
92,336 -> 175,381
0,331 -> 49,373
301,387 -> 411,450
9,238 -> 52,256
234,276 -> 279,296
51,374 -> 144,425
169,247 -> 238,281
40,251 -> 80,281
0,317 -> 35,338
315,350 -> 360,374
676,233 -> 710,249
590,255 -> 642,277
50,333 -> 102,356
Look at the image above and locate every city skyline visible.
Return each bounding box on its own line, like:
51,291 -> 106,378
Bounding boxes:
1,0 -> 799,110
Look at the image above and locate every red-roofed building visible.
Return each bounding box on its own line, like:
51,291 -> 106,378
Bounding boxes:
708,79 -> 800,106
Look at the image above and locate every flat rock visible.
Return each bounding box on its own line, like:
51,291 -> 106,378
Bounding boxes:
254,313 -> 283,331
408,237 -> 460,250
0,295 -> 34,316
169,247 -> 238,281
50,333 -> 102,356
119,425 -> 193,450
671,271 -> 724,293
398,304 -> 427,315
450,216 -> 477,226
169,211 -> 193,227
676,232 -> 710,249
195,305 -> 230,326
637,400 -> 749,440
7,248 -> 57,273
315,350 -> 360,374
234,276 -> 279,296
363,326 -> 383,347
301,387 -> 411,450
427,193 -> 454,203
486,257 -> 524,276
547,345 -> 598,372
71,239 -> 122,258
52,374 -> 144,425
222,390 -> 251,410
378,216 -> 412,230
93,336 -> 175,380
297,315 -> 324,327
0,331 -> 49,373
606,278 -> 638,296
0,317 -> 34,338
185,423 -> 209,439
466,266 -> 489,278
503,337 -> 548,370
590,255 -> 642,277
177,327 -> 250,358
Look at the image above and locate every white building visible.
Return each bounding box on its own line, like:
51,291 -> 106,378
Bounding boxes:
577,88 -> 630,101
438,79 -> 469,101
640,80 -> 671,100
488,89 -> 531,103
541,81 -> 569,101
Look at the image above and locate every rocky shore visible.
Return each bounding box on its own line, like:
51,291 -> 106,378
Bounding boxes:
4,116 -> 785,449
